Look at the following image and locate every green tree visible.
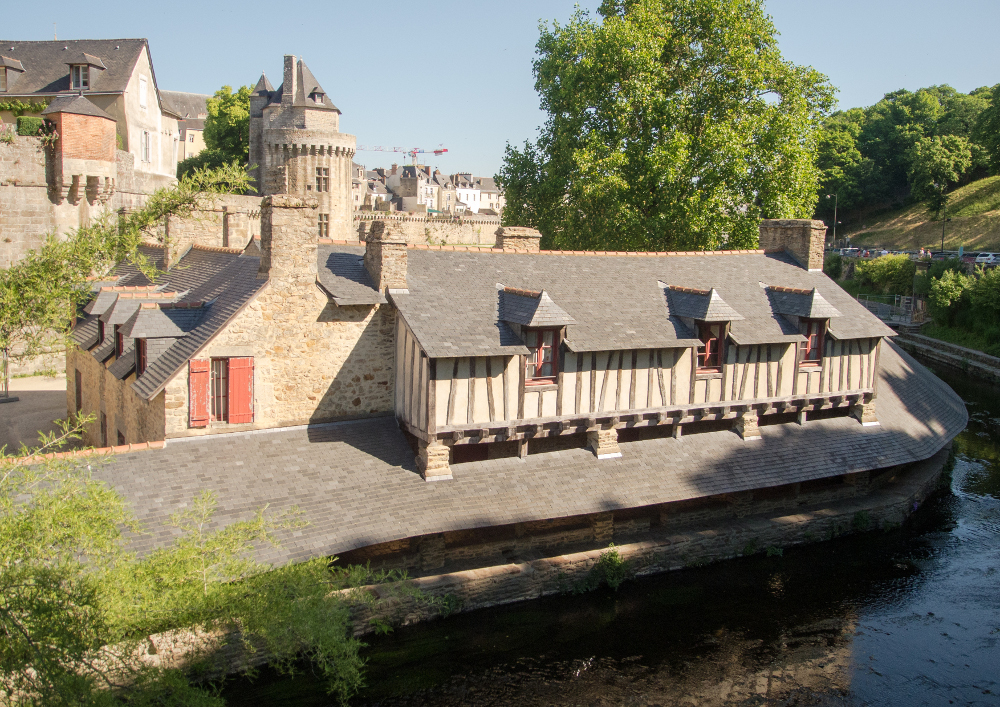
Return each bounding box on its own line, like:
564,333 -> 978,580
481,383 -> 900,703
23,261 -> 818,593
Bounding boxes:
906,134 -> 973,217
928,268 -> 971,325
853,254 -> 917,295
178,86 -> 252,179
974,83 -> 1000,173
0,164 -> 251,398
497,0 -> 834,251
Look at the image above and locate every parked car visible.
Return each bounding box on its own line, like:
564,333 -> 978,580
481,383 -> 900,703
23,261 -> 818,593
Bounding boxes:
975,252 -> 998,265
840,248 -> 859,257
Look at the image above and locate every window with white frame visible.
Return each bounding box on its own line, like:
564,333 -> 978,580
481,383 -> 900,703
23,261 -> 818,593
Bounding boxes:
138,76 -> 147,110
141,131 -> 150,163
70,65 -> 90,90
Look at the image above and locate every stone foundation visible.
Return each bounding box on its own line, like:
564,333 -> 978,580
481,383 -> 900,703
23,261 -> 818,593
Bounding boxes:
587,426 -> 622,458
348,445 -> 950,636
851,400 -> 879,426
418,440 -> 452,481
735,410 -> 761,440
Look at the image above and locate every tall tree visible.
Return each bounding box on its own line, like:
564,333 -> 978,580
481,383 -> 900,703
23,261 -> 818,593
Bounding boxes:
907,135 -> 973,218
497,0 -> 835,251
177,85 -> 252,178
975,83 -> 1000,173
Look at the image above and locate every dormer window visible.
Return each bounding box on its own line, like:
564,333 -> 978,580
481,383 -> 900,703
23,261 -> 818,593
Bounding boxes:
71,64 -> 90,90
310,91 -> 325,104
115,325 -> 124,357
695,321 -> 724,373
98,319 -> 106,344
799,319 -> 826,367
136,339 -> 147,375
525,329 -> 559,384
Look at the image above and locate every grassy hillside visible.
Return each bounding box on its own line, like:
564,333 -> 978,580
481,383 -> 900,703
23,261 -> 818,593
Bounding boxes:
843,176 -> 1000,251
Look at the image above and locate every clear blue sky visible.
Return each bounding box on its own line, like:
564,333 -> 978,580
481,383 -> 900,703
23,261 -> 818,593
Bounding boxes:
6,0 -> 1000,177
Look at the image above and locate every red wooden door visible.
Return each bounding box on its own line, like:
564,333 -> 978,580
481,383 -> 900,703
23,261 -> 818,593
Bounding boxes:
189,359 -> 210,428
228,357 -> 254,424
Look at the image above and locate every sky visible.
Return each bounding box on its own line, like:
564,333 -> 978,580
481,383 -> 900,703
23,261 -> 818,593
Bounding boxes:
5,0 -> 1000,177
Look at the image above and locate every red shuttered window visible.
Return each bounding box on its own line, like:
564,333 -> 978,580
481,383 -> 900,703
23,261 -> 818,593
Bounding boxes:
525,329 -> 559,384
228,357 -> 254,423
695,321 -> 724,373
210,359 -> 229,421
188,359 -> 210,428
136,339 -> 147,376
799,319 -> 825,367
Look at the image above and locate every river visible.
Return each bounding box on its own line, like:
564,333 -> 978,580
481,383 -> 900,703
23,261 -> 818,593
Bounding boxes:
223,361 -> 1000,706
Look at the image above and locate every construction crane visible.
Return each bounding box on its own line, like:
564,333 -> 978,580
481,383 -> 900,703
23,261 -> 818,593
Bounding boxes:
356,145 -> 449,165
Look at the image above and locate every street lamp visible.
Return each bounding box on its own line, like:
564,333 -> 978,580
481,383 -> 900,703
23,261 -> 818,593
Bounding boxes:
940,218 -> 952,254
826,194 -> 838,243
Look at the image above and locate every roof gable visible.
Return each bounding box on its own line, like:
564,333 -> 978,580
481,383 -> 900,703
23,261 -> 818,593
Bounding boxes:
0,39 -> 147,96
499,286 -> 575,328
766,285 -> 842,319
664,285 -> 744,322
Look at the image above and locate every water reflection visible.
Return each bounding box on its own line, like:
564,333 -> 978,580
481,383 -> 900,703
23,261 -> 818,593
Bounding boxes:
222,362 -> 1000,706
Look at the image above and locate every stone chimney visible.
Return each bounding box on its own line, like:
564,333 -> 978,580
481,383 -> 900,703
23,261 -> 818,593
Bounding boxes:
257,195 -> 318,290
494,226 -> 542,252
364,220 -> 408,292
281,55 -> 298,107
758,219 -> 827,271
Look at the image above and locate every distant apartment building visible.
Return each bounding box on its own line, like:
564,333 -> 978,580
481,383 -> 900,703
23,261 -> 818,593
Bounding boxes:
162,90 -> 209,163
379,164 -> 503,215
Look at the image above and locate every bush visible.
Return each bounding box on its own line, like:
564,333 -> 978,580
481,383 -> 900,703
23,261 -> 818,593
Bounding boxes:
823,252 -> 843,279
928,269 -> 971,325
16,116 -> 44,136
177,148 -> 238,179
854,254 -> 916,294
969,266 -> 1000,319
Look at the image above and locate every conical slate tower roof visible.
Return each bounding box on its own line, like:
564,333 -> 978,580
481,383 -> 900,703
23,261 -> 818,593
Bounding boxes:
253,72 -> 274,95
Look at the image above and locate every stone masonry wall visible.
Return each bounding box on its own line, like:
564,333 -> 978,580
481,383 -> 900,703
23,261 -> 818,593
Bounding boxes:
161,195 -> 395,439
162,194 -> 262,263
67,347 -> 167,447
354,213 -> 502,246
759,219 -> 827,271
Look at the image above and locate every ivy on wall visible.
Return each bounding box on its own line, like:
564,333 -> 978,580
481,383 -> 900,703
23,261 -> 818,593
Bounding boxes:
0,99 -> 50,117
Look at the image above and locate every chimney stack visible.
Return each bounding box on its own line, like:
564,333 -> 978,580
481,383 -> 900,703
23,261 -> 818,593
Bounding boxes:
364,220 -> 408,292
758,219 -> 827,272
494,226 -> 542,252
257,195 -> 318,290
281,55 -> 297,106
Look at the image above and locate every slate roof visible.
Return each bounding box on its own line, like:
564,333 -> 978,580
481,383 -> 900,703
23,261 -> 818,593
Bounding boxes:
159,90 -> 208,119
316,245 -> 386,305
108,347 -> 135,380
91,343 -> 967,565
0,39 -> 148,96
665,286 -> 744,323
264,58 -> 340,113
499,287 -> 576,327
41,94 -> 114,120
347,248 -> 894,358
767,286 -> 843,320
119,303 -> 207,339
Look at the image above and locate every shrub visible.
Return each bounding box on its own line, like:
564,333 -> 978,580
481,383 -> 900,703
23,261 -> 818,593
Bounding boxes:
823,252 -> 843,279
928,269 -> 971,325
854,254 -> 916,294
969,266 -> 1000,320
16,116 -> 44,136
592,544 -> 630,590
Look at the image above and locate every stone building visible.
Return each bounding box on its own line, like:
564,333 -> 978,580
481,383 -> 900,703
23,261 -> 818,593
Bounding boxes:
70,212 -> 895,480
161,90 -> 209,162
248,56 -> 356,240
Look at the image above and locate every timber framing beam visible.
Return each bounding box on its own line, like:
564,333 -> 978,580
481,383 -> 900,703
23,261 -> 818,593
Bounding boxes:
399,389 -> 875,445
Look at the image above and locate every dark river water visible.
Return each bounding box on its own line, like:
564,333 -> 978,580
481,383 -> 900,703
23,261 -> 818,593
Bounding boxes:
223,361 -> 1000,706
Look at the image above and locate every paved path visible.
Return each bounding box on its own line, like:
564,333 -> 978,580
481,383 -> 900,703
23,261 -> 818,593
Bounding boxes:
90,343 -> 967,566
0,375 -> 67,454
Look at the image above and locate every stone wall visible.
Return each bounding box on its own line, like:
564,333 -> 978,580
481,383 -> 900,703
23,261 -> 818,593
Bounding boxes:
162,194 -> 261,263
354,212 -> 503,246
67,347 -> 167,447
759,219 -> 827,271
348,446 -> 949,635
161,196 -> 396,439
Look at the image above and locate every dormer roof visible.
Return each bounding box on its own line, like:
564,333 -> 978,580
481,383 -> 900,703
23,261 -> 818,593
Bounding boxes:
663,285 -> 744,322
766,285 -> 842,319
64,52 -> 107,69
1,56 -> 24,71
41,94 -> 114,120
499,286 -> 576,328
266,58 -> 341,113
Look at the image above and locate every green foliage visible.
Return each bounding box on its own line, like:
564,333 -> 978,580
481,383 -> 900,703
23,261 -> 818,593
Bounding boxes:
0,163 -> 251,396
851,510 -> 872,532
16,116 -> 44,136
853,254 -> 916,294
0,98 -> 50,117
0,419 -> 423,705
907,135 -> 973,217
498,0 -> 834,251
203,86 -> 252,164
823,252 -> 843,279
765,546 -> 783,557
572,544 -> 632,593
928,269 -> 971,324
176,148 -> 235,179
0,126 -> 14,145
742,538 -> 759,556
974,83 -> 1000,173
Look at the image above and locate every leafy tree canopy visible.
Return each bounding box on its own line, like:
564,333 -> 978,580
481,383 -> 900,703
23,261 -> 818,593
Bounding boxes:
907,135 -> 973,217
178,85 -> 252,179
497,0 -> 835,251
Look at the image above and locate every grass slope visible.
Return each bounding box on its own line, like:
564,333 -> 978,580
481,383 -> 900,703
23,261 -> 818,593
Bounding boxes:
843,176 -> 1000,251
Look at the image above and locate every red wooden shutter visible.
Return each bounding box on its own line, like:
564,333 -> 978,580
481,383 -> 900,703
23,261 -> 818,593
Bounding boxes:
189,359 -> 210,428
227,357 -> 254,423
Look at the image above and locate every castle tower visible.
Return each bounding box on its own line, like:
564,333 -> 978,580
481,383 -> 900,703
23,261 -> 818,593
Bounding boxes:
248,55 -> 356,241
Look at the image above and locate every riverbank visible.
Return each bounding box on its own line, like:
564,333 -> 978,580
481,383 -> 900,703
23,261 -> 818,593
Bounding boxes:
349,445 -> 951,636
895,332 -> 1000,384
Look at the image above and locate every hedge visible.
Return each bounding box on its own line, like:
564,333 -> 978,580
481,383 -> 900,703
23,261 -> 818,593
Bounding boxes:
16,116 -> 44,136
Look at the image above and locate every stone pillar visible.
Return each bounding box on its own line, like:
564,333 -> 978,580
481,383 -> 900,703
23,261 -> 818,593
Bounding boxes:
588,425 -> 622,459
418,533 -> 446,571
735,409 -> 762,440
851,400 -> 879,426
364,221 -> 408,292
357,220 -> 368,242
257,194 -> 319,289
591,512 -> 614,543
417,439 -> 452,481
758,219 -> 827,271
494,226 -> 542,252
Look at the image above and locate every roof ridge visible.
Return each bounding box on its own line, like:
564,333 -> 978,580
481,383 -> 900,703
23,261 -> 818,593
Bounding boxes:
768,285 -> 814,295
15,439 -> 165,465
667,285 -> 711,295
502,286 -> 542,298
116,291 -> 177,299
140,301 -> 205,309
190,243 -> 243,254
340,240 -> 767,257
100,285 -> 158,292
